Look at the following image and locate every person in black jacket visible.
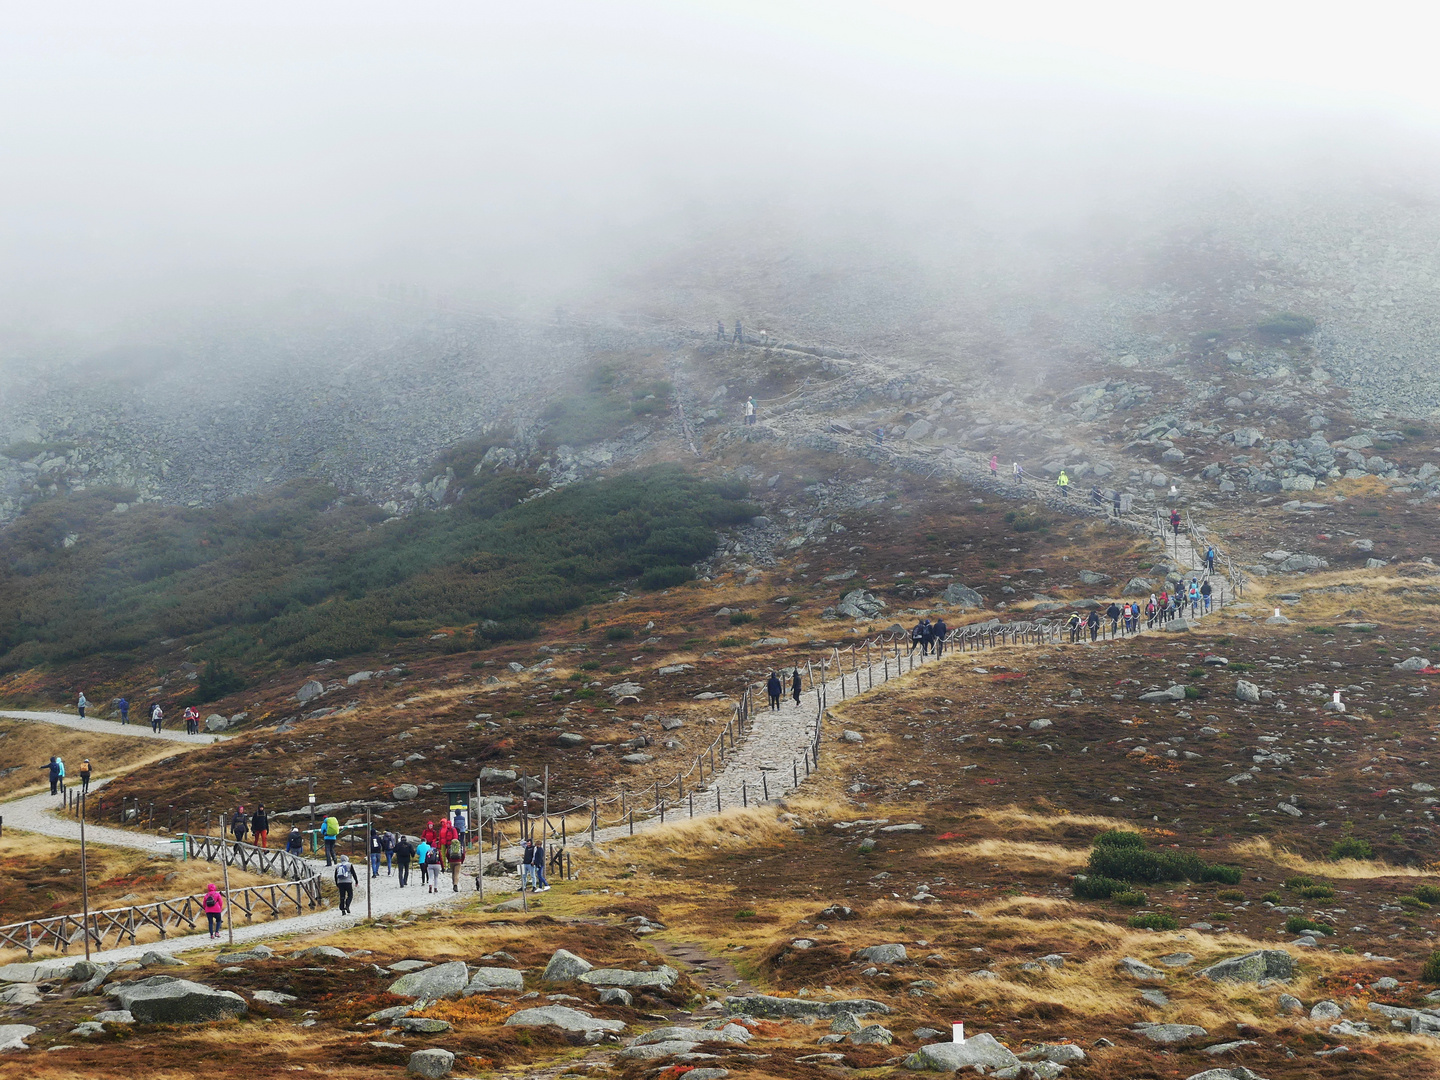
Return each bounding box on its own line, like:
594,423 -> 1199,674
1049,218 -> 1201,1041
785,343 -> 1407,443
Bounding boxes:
766,672 -> 782,710
229,807 -> 247,844
932,618 -> 948,657
791,669 -> 802,706
1086,609 -> 1101,641
39,756 -> 61,795
1106,602 -> 1122,635
251,804 -> 269,848
285,828 -> 304,855
394,835 -> 415,888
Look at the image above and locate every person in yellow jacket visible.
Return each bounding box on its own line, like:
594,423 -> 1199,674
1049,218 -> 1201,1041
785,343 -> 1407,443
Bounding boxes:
1056,470 -> 1070,496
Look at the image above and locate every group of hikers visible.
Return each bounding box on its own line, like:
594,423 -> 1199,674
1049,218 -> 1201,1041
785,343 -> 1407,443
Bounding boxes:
39,755 -> 90,795
908,616 -> 949,656
1064,579 -> 1214,642
77,693 -> 216,735
764,669 -> 804,709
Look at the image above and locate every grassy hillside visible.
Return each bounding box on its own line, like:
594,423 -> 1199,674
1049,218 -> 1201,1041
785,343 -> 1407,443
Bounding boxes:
0,464 -> 754,682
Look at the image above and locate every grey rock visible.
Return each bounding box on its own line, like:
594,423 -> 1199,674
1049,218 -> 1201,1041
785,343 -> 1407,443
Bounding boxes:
111,976 -> 248,1023
1372,976 -> 1400,991
849,1024 -> 893,1045
836,589 -> 887,620
295,679 -> 324,703
389,960 -> 433,973
683,1071 -> 730,1080
0,1026 -> 38,1051
1140,989 -> 1170,1007
854,944 -> 907,965
724,993 -> 889,1019
505,1005 -> 625,1032
1278,802 -> 1303,817
390,783 -> 420,802
138,951 -> 186,968
396,1018 -> 452,1034
941,583 -> 984,608
633,1025 -> 749,1046
69,1021 -> 107,1037
292,946 -> 348,960
1158,952 -> 1194,967
205,713 -> 230,732
463,968 -> 524,994
1395,656 -> 1431,671
1123,577 -> 1154,594
842,730 -> 864,744
1078,570 -> 1112,585
0,960 -> 71,983
578,965 -> 678,990
365,1005 -> 415,1022
598,987 -> 632,1006
1196,950 -> 1296,983
1278,994 -> 1304,1015
1235,680 -> 1261,703
389,961 -> 470,999
904,1033 -> 1020,1072
477,767 -> 517,783
407,1048 -> 455,1079
91,1011 -> 133,1024
216,945 -> 273,964
1021,1044 -> 1086,1064
1120,957 -> 1167,982
1310,1000 -> 1343,1020
1139,685 -> 1187,702
1185,1070 -> 1268,1080
1203,1040 -> 1259,1056
542,949 -> 593,983
347,670 -> 373,685
619,1040 -> 698,1059
252,990 -> 298,1005
1133,1023 -> 1207,1043
829,1012 -> 861,1033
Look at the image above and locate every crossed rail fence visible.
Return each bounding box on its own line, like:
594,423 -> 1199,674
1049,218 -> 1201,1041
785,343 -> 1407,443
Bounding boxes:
0,833 -> 323,959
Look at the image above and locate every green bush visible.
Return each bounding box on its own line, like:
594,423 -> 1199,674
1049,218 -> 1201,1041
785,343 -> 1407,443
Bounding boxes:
639,564 -> 694,590
1329,837 -> 1374,861
1093,829 -> 1146,849
1112,890 -> 1148,907
1260,891 -> 1281,904
1087,834 -> 1238,886
1423,951 -> 1440,984
729,612 -> 755,626
604,626 -> 634,641
1072,874 -> 1124,900
1216,888 -> 1246,902
1401,895 -> 1433,911
1184,685 -> 1205,700
1285,915 -> 1333,936
1257,312 -> 1316,336
1283,875 -> 1313,890
1200,864 -> 1244,885
1128,913 -> 1179,930
1298,884 -> 1335,900
1413,884 -> 1440,904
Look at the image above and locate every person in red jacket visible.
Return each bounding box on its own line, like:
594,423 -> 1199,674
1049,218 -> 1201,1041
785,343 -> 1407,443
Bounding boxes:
422,821 -> 437,847
436,818 -> 458,869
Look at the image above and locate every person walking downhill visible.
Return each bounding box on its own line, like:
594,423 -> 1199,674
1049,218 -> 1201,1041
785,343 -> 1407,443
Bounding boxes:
251,804 -> 269,849
1201,578 -> 1213,613
424,839 -> 442,893
716,319 -> 726,342
733,320 -> 743,344
1170,507 -> 1182,536
744,396 -> 756,425
1013,461 -> 1024,485
78,758 -> 91,795
395,834 -> 415,888
1056,470 -> 1070,497
203,883 -> 225,939
334,856 -> 356,914
230,807 -> 248,845
117,696 -> 129,725
766,671 -> 783,710
531,837 -> 549,891
382,829 -> 396,875
989,453 -> 999,479
369,826 -> 383,878
791,668 -> 802,706
76,691 -> 87,719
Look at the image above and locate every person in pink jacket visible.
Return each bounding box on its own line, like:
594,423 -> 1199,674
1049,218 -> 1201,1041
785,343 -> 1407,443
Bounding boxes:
203,883 -> 225,939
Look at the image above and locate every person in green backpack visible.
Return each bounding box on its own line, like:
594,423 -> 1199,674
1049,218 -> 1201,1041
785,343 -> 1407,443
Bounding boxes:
322,815 -> 340,866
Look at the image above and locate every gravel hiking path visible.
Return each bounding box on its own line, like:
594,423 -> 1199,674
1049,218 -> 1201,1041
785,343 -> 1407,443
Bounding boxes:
0,709 -> 229,745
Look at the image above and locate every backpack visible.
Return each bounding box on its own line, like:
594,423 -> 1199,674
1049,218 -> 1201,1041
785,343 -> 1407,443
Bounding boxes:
323,816 -> 339,838
447,839 -> 463,860
335,863 -> 355,883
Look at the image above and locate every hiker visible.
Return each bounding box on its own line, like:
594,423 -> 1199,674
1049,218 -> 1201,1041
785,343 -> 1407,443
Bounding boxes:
322,814 -> 340,865
1188,579 -> 1201,615
77,691 -> 87,719
39,756 -> 61,795
989,453 -> 999,478
733,320 -> 742,344
1170,508 -> 1182,536
230,807 -> 248,845
1206,545 -> 1217,575
791,668 -> 802,706
437,817 -> 459,872
423,839 -> 442,893
447,831 -> 465,892
334,856 -> 356,914
744,396 -> 756,425
766,671 -> 783,710
415,834 -> 432,886
1066,611 -> 1082,644
203,883 -> 225,939
1112,490 -> 1122,518
1089,484 -> 1104,506
1158,589 -> 1169,623
117,697 -> 129,725
251,804 -> 269,849
382,830 -> 396,874
521,839 -> 538,890
452,807 -> 468,850
910,620 -> 927,655
286,828 -> 304,855
1086,609 -> 1101,641
1056,470 -> 1070,497
1145,597 -> 1157,629
1013,462 -> 1024,485
78,758 -> 91,795
716,319 -> 725,341
932,617 -> 948,657
184,705 -> 199,734
149,702 -> 163,733
1106,601 -> 1122,635
1201,579 -> 1213,613
369,827 -> 383,878
874,426 -> 884,445
395,834 -> 415,888
422,820 -> 438,849
531,837 -> 549,891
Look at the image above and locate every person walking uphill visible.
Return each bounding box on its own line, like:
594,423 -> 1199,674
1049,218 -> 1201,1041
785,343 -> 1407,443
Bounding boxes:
447,832 -> 464,892
117,697 -> 129,725
932,617 -> 948,658
766,671 -> 783,710
322,814 -> 340,865
989,453 -> 999,478
78,758 -> 91,795
334,856 -> 356,915
1086,609 -> 1101,641
1056,470 -> 1070,497
394,834 -> 415,888
76,691 -> 87,719
202,883 -> 225,939
184,705 -> 199,735
791,668 -> 802,706
149,702 -> 163,733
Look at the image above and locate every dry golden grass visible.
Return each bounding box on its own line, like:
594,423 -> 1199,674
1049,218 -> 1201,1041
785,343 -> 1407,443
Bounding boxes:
918,837 -> 1088,868
968,804 -> 1125,832
0,719 -> 186,799
1230,837 -> 1436,880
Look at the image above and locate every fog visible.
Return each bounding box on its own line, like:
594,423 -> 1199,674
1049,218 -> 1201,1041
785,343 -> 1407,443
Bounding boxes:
4,1 -> 1440,346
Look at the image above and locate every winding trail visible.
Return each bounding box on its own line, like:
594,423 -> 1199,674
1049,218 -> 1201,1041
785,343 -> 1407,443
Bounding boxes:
0,709 -> 228,745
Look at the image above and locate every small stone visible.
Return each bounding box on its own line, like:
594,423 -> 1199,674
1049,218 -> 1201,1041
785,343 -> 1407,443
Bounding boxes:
1119,957 -> 1167,982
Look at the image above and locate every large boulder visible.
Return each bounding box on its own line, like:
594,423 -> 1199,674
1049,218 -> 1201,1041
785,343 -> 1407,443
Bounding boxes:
836,589 -> 886,620
1235,680 -> 1261,703
1122,577 -> 1154,595
542,949 -> 593,983
1195,950 -> 1296,983
1395,656 -> 1432,672
392,784 -> 420,801
1279,553 -> 1328,573
1139,685 -> 1187,702
205,713 -> 230,732
0,1025 -> 38,1051
854,944 -> 907,965
110,976 -> 248,1023
1119,957 -> 1167,982
905,1033 -> 1019,1072
407,1048 -> 455,1079
1132,1023 -> 1207,1043
216,945 -> 273,964
462,968 -> 524,994
578,965 -> 679,990
725,993 -> 889,1019
388,961 -> 470,999
295,680 -> 325,703
505,1005 -> 625,1032
940,583 -> 984,609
